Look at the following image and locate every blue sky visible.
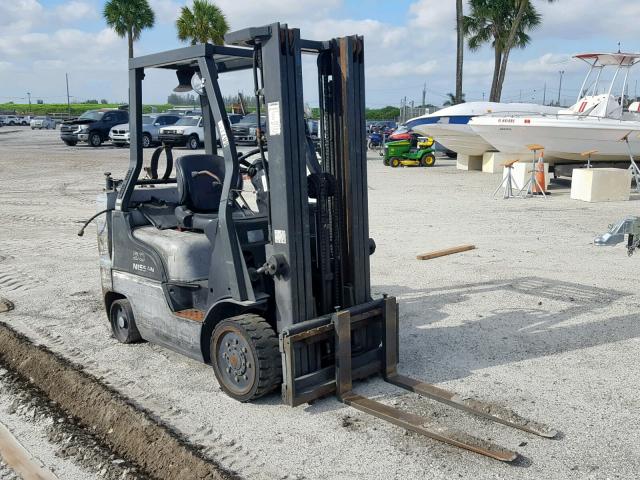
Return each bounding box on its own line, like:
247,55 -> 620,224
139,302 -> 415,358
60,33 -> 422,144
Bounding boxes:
2,1 -> 640,107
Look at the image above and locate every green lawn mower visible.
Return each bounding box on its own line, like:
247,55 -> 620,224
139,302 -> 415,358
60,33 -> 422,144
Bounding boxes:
383,137 -> 436,168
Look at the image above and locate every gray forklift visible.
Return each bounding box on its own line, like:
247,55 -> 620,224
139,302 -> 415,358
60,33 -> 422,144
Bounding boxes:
84,23 -> 556,461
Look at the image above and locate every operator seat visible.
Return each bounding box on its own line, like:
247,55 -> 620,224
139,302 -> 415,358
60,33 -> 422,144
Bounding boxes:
174,154 -> 241,231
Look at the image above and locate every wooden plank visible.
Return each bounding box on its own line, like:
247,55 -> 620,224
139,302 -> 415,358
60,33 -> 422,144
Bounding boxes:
416,244 -> 476,261
0,421 -> 59,480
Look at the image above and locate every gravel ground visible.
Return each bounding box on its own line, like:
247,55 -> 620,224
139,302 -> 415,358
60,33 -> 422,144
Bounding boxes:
1,128 -> 640,479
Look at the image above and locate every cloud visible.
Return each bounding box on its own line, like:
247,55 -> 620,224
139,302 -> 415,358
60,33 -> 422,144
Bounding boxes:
149,0 -> 182,24
54,1 -> 96,23
0,0 -> 44,34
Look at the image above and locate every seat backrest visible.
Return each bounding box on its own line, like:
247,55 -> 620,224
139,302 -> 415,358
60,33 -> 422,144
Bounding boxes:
175,154 -> 228,213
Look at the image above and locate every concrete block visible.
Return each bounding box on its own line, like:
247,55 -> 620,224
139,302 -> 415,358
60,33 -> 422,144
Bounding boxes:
483,152 -> 521,174
570,168 -> 631,202
456,154 -> 483,171
503,161 -> 550,190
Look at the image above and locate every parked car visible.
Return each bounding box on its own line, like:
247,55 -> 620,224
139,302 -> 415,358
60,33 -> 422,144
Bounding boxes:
60,109 -> 129,147
109,114 -> 181,148
0,115 -> 21,126
231,113 -> 266,145
30,116 -> 55,129
19,116 -> 32,126
158,116 -> 204,150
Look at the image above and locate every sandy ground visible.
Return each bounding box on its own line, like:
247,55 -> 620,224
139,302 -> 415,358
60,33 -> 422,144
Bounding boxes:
1,127 -> 640,479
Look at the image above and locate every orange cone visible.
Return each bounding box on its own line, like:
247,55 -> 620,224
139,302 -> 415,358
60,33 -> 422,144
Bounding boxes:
533,151 -> 546,194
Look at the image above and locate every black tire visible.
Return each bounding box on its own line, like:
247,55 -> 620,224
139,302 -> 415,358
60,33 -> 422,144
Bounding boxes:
211,314 -> 281,402
89,132 -> 102,147
109,299 -> 142,344
142,133 -> 152,148
187,134 -> 200,150
63,140 -> 77,146
383,157 -> 390,166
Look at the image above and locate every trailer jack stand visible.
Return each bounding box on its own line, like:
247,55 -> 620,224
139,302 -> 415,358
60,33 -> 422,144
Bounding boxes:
334,297 -> 557,462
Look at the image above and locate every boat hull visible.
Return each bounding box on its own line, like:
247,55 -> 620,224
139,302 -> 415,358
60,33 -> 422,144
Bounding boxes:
406,102 -> 561,157
470,116 -> 640,162
411,122 -> 494,156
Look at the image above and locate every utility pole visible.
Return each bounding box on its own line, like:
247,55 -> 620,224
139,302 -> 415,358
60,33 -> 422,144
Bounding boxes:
519,89 -> 522,102
422,82 -> 426,107
66,73 -> 71,117
403,95 -> 407,123
482,92 -> 485,101
27,92 -> 31,113
543,82 -> 547,105
557,70 -> 565,106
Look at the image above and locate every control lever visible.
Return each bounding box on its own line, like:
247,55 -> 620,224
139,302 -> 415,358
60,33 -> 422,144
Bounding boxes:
256,254 -> 287,277
191,170 -> 222,183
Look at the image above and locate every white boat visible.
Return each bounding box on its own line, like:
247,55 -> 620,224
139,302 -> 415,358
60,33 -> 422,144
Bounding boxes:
405,102 -> 559,156
469,53 -> 640,162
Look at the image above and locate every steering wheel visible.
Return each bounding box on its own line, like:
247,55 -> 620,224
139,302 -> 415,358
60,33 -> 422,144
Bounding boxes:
237,148 -> 268,177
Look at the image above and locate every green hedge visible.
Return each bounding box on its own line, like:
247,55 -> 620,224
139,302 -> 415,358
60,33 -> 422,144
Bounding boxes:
0,103 -> 174,116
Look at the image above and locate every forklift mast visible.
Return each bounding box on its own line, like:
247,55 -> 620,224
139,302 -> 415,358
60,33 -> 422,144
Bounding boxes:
117,23 -> 370,329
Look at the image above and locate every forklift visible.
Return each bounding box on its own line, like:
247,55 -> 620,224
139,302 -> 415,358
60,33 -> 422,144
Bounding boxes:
84,23 -> 556,461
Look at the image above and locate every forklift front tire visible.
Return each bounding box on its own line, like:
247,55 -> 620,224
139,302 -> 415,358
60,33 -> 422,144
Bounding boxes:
109,299 -> 142,344
211,314 -> 281,402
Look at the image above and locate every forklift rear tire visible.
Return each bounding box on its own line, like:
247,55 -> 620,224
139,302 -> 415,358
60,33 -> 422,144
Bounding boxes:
211,314 -> 281,402
390,157 -> 401,168
109,299 -> 142,344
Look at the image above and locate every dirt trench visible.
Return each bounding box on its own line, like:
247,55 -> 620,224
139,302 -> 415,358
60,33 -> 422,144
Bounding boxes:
0,322 -> 239,480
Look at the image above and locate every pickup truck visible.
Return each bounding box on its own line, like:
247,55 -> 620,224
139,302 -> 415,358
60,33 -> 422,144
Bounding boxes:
158,116 -> 204,150
109,113 -> 181,148
231,113 -> 266,145
60,109 -> 129,147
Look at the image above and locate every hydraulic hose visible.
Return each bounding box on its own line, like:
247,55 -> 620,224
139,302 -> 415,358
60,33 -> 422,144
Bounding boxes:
77,209 -> 112,237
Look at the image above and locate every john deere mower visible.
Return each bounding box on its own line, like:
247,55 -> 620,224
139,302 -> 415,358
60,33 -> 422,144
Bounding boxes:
383,135 -> 436,168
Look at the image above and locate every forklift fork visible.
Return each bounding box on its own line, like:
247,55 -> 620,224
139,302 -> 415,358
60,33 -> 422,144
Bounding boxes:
334,296 -> 557,462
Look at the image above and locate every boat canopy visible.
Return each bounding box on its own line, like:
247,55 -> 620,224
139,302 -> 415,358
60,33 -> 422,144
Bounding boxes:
574,53 -> 640,67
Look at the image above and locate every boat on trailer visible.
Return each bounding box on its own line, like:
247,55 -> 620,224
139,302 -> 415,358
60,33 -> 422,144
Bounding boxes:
469,53 -> 640,163
405,102 -> 560,156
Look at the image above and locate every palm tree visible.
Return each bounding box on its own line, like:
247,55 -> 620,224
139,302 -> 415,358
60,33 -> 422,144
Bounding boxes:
443,92 -> 466,106
464,0 -> 541,101
497,0 -> 556,100
103,0 -> 155,59
176,0 -> 229,45
455,0 -> 464,104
